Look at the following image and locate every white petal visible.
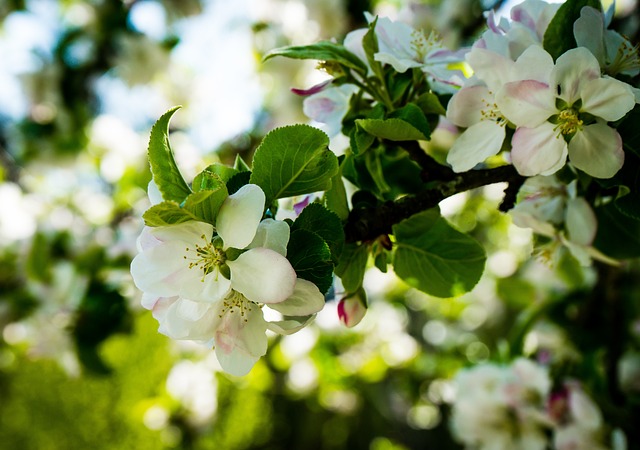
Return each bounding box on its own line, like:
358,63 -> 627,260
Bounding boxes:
512,45 -> 554,83
565,198 -> 597,246
446,121 -> 506,172
150,221 -> 214,245
446,85 -> 492,128
580,77 -> 635,121
175,298 -> 211,321
248,218 -> 290,256
137,226 -> 161,252
568,124 -> 624,179
573,6 -> 606,66
267,278 -> 325,316
180,270 -> 231,303
552,47 -> 601,105
214,304 -> 267,376
266,316 -> 315,335
147,180 -> 163,205
227,248 -> 297,304
511,123 -> 568,176
217,184 -> 265,249
496,80 -> 556,127
131,241 -> 194,297
466,48 -> 514,91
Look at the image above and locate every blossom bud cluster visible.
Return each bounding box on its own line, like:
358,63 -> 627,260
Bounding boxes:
450,358 -> 610,450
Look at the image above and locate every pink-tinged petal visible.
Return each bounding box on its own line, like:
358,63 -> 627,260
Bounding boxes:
568,124 -> 624,179
446,85 -> 492,128
496,80 -> 556,127
338,294 -> 367,328
227,247 -> 296,304
466,48 -> 514,91
565,198 -> 597,247
247,218 -> 290,256
136,226 -> 161,252
446,121 -> 506,172
141,292 -> 160,310
151,296 -> 179,325
511,123 -> 568,176
580,77 -> 635,121
268,278 -> 324,316
266,316 -> 315,335
291,79 -> 332,96
552,47 -> 601,105
214,303 -> 267,376
217,184 -> 264,249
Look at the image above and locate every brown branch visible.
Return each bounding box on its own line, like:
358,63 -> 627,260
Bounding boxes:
344,165 -> 525,243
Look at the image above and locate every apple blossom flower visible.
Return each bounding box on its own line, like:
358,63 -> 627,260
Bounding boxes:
144,278 -> 324,376
450,358 -> 552,450
496,47 -> 635,178
131,184 -> 297,305
368,14 -> 466,91
510,175 -> 616,266
574,6 -> 640,77
446,45 -> 552,172
302,84 -> 358,137
549,383 -> 607,450
476,0 -> 560,60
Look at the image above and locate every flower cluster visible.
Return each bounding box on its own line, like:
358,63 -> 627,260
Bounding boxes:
447,1 -> 637,179
450,358 -> 610,450
131,183 -> 324,376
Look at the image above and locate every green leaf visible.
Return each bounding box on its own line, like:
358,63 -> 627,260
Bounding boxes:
543,0 -> 602,60
250,125 -> 339,203
593,202 -> 640,259
264,41 -> 367,74
324,166 -> 349,221
356,104 -> 430,142
614,185 -> 640,221
142,201 -> 200,227
292,203 -> 345,262
148,106 -> 191,203
416,92 -> 447,116
227,171 -> 251,195
392,208 -> 486,297
287,228 -> 334,294
334,243 -> 369,293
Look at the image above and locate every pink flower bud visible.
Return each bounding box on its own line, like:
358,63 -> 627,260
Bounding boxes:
337,294 -> 367,328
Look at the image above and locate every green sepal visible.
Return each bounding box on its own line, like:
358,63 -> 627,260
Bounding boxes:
249,124 -> 339,204
392,208 -> 486,297
287,228 -> 334,295
148,106 -> 191,203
